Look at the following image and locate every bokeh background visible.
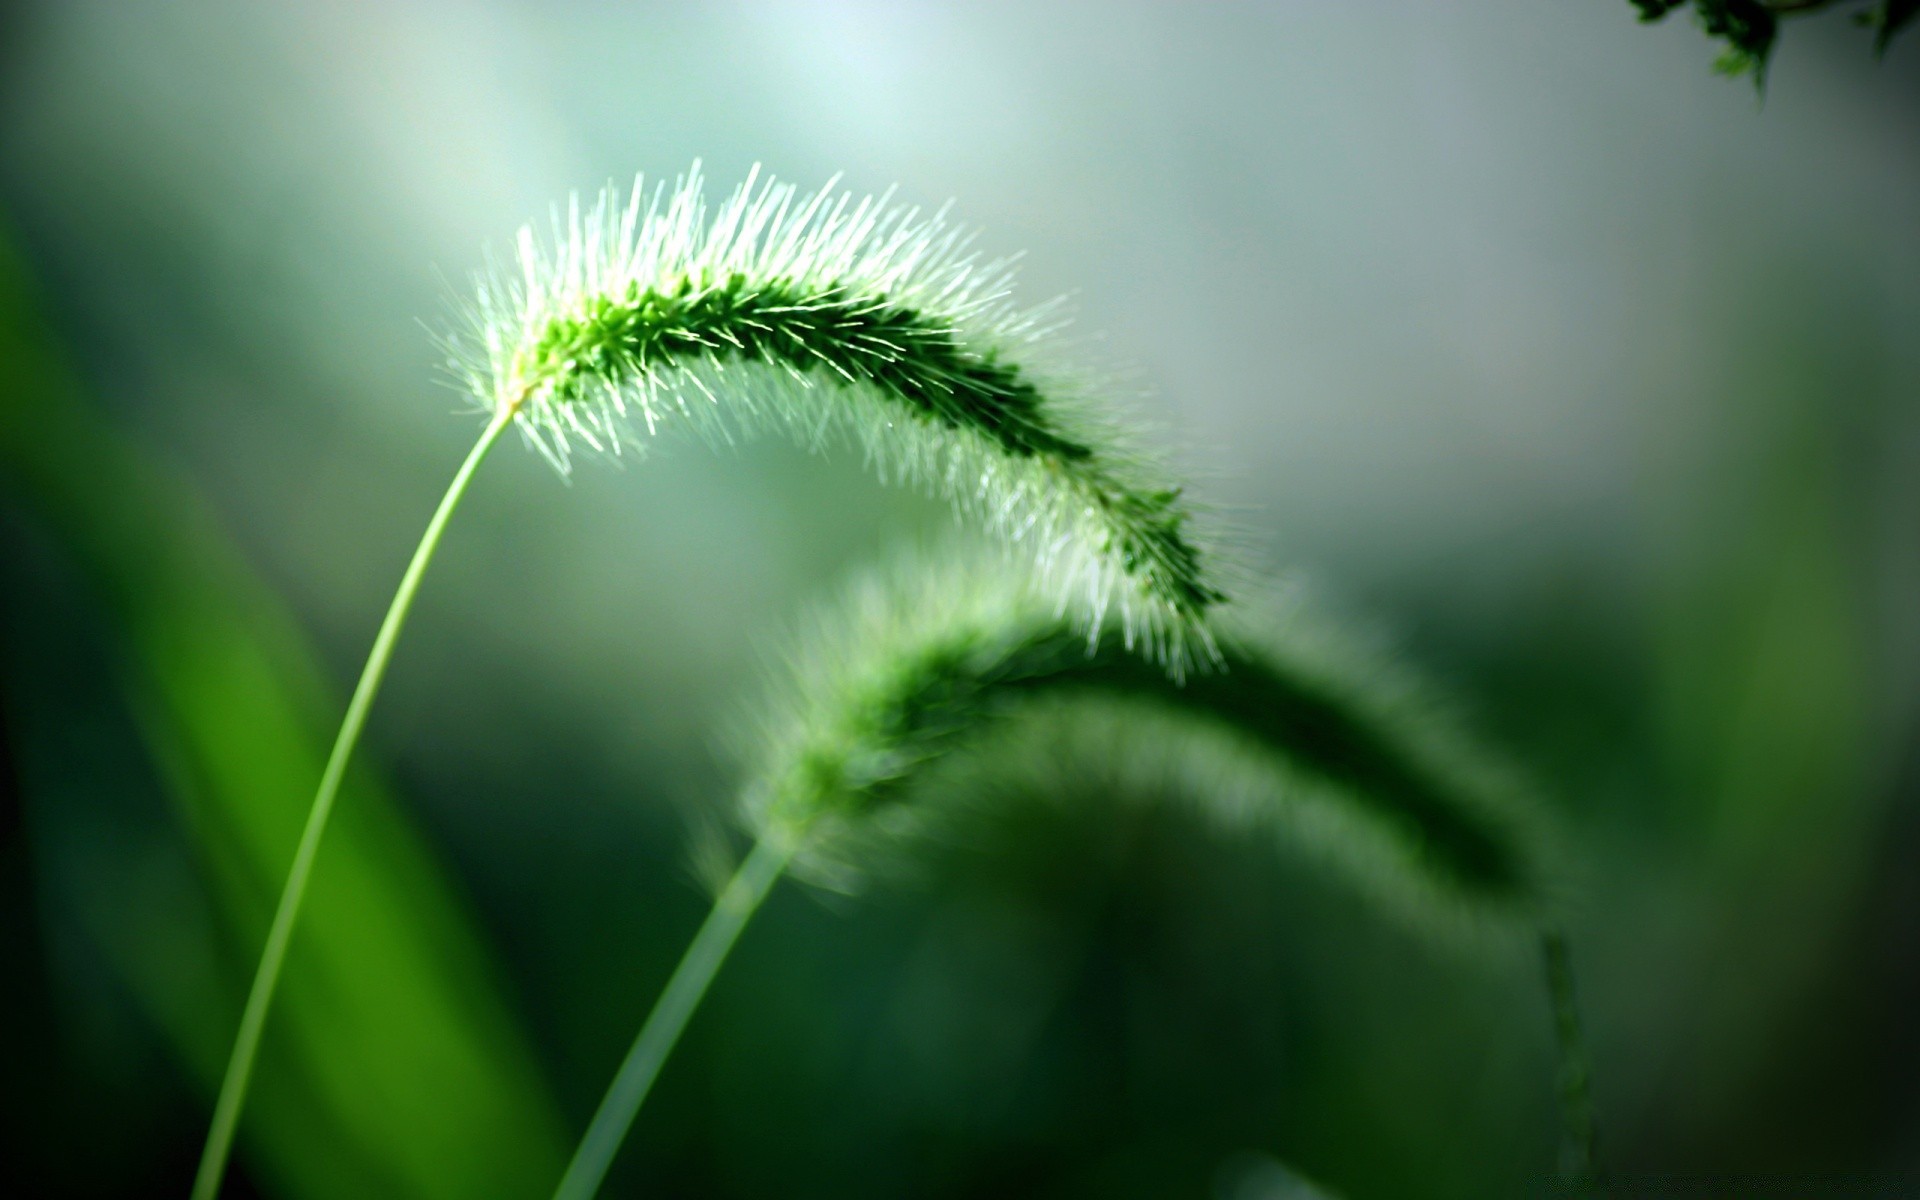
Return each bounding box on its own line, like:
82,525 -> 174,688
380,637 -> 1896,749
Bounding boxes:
3,3 -> 1917,1197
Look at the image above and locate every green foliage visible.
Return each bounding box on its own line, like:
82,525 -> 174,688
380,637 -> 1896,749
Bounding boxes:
1701,1 -> 1778,80
1629,0 -> 1914,85
0,235 -> 568,1199
1869,0 -> 1920,51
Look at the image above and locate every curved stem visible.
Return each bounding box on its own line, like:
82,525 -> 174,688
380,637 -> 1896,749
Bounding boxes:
555,831 -> 795,1200
190,410 -> 514,1200
1541,927 -> 1599,1189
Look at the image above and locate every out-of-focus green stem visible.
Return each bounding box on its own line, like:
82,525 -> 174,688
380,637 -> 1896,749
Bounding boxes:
1542,927 -> 1599,1188
554,831 -> 795,1200
190,409 -> 514,1200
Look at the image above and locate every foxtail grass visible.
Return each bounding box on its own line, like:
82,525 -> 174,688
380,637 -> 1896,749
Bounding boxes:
194,167 -> 1222,1197
556,549 -> 1584,1199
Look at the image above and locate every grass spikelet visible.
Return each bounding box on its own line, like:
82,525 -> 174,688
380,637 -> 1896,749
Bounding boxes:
556,546 -> 1566,1200
739,545 -> 1553,932
456,164 -> 1224,667
198,167 -> 1226,1200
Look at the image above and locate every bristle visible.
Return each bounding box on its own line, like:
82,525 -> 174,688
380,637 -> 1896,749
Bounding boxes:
453,164 -> 1226,670
733,545 -> 1555,937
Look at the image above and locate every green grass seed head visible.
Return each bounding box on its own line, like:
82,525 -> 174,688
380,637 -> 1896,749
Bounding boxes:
455,164 -> 1225,668
737,546 -> 1558,934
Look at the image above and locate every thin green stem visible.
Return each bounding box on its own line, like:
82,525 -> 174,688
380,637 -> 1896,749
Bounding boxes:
1541,927 -> 1600,1190
555,830 -> 796,1200
190,409 -> 515,1200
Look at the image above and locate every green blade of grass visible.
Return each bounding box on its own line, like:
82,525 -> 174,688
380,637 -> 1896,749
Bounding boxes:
0,231 -> 567,1199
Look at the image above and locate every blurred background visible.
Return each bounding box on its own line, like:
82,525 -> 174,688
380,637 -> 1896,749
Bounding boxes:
2,2 -> 1917,1196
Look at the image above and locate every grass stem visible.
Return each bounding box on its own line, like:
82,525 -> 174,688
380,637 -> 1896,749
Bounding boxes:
190,409 -> 514,1200
1541,927 -> 1600,1189
554,830 -> 794,1200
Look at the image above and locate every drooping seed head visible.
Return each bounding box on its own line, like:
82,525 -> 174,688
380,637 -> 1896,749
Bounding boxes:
454,164 -> 1226,669
737,546 -> 1557,935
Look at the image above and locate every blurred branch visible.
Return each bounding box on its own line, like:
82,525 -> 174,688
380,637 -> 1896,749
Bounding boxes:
1629,0 -> 1915,86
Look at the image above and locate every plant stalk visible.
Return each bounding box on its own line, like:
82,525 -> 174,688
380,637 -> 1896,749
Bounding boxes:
555,830 -> 795,1200
190,409 -> 515,1200
1541,927 -> 1599,1188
